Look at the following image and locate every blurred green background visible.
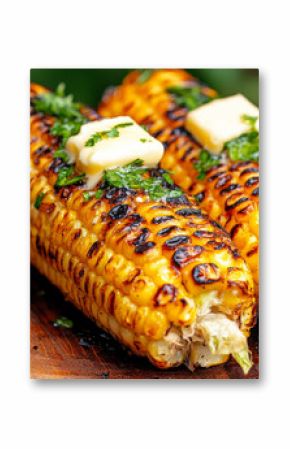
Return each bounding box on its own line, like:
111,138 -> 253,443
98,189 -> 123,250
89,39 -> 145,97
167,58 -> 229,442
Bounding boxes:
31,69 -> 258,108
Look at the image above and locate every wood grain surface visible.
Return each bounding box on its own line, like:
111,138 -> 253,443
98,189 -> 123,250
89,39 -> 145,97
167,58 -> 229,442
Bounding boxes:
30,267 -> 259,380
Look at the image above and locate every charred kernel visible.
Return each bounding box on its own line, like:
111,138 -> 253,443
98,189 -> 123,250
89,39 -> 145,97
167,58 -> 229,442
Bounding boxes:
49,158 -> 66,173
33,145 -> 51,164
194,230 -> 215,238
153,130 -> 163,139
173,245 -> 203,268
207,171 -> 226,182
166,108 -> 186,121
192,263 -> 220,284
194,191 -> 205,203
225,197 -> 248,211
181,147 -> 193,161
108,204 -> 129,220
73,229 -> 82,240
124,214 -> 143,228
210,220 -> 225,231
152,215 -> 174,224
176,207 -> 203,217
150,205 -> 168,210
122,214 -> 144,232
132,228 -> 150,246
123,268 -> 141,285
39,203 -> 55,214
128,213 -> 143,224
230,223 -> 242,238
87,241 -> 100,258
229,161 -> 250,171
232,249 -> 240,258
206,241 -> 226,250
48,250 -> 56,260
171,127 -> 185,137
220,183 -> 241,195
60,187 -> 73,200
155,284 -> 177,306
252,187 -> 259,196
166,195 -> 190,205
164,235 -> 189,249
241,167 -> 258,175
227,280 -> 248,294
238,205 -> 253,215
245,176 -> 259,187
247,246 -> 258,257
157,226 -> 179,237
214,174 -> 232,189
79,268 -> 85,278
105,187 -> 134,203
135,241 -> 156,254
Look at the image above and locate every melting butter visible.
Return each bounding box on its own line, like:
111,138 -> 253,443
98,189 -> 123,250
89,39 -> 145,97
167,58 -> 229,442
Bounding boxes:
66,116 -> 164,188
185,94 -> 259,154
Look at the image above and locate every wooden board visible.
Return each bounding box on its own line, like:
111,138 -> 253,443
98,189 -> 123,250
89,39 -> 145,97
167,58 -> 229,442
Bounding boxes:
30,267 -> 259,380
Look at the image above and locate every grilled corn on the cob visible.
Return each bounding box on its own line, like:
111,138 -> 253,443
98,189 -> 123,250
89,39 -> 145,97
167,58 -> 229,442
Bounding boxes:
99,70 -> 259,288
30,83 -> 256,373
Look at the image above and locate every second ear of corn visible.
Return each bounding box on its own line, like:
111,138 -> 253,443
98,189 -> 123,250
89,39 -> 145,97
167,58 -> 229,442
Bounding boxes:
30,83 -> 256,373
98,70 -> 259,290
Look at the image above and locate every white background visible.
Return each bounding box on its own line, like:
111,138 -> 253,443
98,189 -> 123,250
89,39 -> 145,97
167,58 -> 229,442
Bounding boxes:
1,0 -> 289,447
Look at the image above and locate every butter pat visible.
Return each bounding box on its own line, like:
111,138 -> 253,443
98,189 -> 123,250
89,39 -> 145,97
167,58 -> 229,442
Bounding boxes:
185,94 -> 259,154
66,116 -> 164,188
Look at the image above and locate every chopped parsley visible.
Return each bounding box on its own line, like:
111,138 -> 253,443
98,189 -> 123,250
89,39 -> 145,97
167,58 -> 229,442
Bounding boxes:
83,191 -> 93,201
225,131 -> 259,162
83,190 -> 103,201
137,69 -> 153,84
95,189 -> 104,199
85,122 -> 133,147
241,114 -> 258,130
51,116 -> 85,148
103,159 -> 182,201
195,149 -> 221,180
53,316 -> 74,329
140,137 -> 152,143
53,149 -> 70,163
34,192 -> 45,209
55,166 -> 85,187
33,83 -> 86,149
33,83 -> 83,120
167,85 -> 212,111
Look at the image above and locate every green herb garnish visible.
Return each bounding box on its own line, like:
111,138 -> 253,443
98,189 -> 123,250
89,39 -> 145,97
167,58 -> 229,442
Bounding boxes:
53,316 -> 74,329
85,122 -> 133,147
33,83 -> 83,120
225,131 -> 259,162
83,191 -> 93,201
95,189 -> 104,199
53,149 -> 70,163
55,166 -> 85,187
167,85 -> 212,111
51,116 -> 85,147
195,149 -> 221,180
241,114 -> 258,130
33,83 -> 86,148
137,69 -> 153,84
162,172 -> 174,185
103,159 -> 182,201
34,192 -> 45,209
